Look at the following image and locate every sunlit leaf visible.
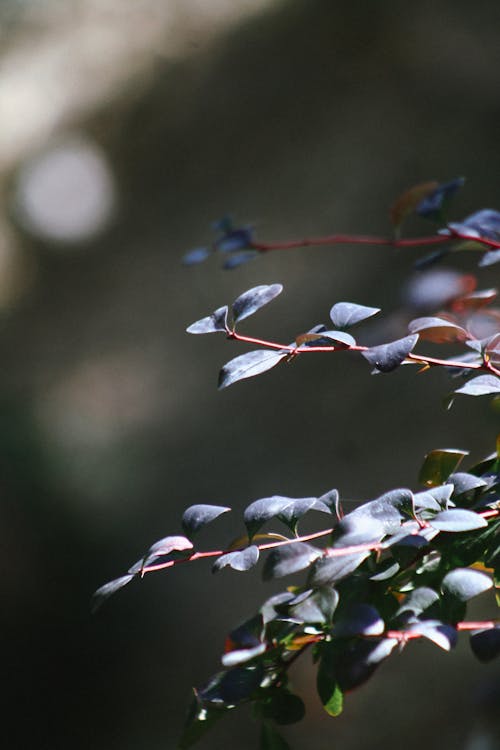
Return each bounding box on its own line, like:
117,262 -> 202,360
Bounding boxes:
187,306 -> 229,334
218,349 -> 287,389
362,334 -> 418,373
91,574 -> 135,612
244,496 -> 295,539
213,546 -> 260,573
441,568 -> 493,601
142,535 -> 193,568
232,284 -> 283,323
418,448 -> 468,487
454,375 -> 500,397
430,509 -> 487,532
329,302 -> 380,329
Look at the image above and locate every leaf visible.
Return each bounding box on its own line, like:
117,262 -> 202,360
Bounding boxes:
216,227 -> 253,253
182,504 -> 231,538
470,627 -> 500,662
333,604 -> 385,637
418,448 -> 468,487
260,722 -> 291,750
213,546 -> 260,573
348,490 -> 411,533
178,691 -> 226,749
199,664 -> 264,706
454,375 -> 500,397
408,317 -> 469,343
223,250 -> 259,269
277,496 -> 331,534
447,472 -> 487,498
182,247 -> 212,266
142,535 -> 194,568
317,673 -> 343,717
218,349 -> 287,389
296,330 -> 356,348
415,177 -> 465,221
222,643 -> 266,667
259,690 -> 306,725
287,587 -> 339,624
91,574 -> 135,612
362,334 -> 419,373
430,509 -> 487,532
244,496 -> 295,539
308,552 -> 369,587
318,488 -> 341,517
390,180 -> 439,228
447,208 -> 500,242
395,587 -> 440,619
441,568 -> 493,601
329,302 -> 380,329
186,306 -> 228,334
407,621 -> 458,651
479,249 -> 500,267
232,284 -> 283,323
262,543 -> 322,580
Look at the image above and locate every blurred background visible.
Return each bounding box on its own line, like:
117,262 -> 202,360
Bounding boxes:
1,1 -> 499,748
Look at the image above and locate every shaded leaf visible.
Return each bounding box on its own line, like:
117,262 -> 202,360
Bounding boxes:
454,375 -> 500,397
415,177 -> 465,221
218,349 -> 287,389
418,448 -> 468,487
329,302 -> 380,329
182,504 -> 231,538
287,587 -> 339,624
262,543 -> 321,580
244,496 -> 295,539
259,690 -> 305,725
441,568 -> 493,601
395,587 -> 440,619
447,472 -> 487,498
216,227 -> 253,253
296,330 -> 356,348
277,496 -> 331,534
232,284 -> 283,323
430,509 -> 487,532
187,306 -> 229,334
362,334 -> 418,373
178,691 -> 225,750
213,546 -> 260,573
470,627 -> 500,662
408,316 -> 469,343
199,664 -> 264,706
333,604 -> 385,637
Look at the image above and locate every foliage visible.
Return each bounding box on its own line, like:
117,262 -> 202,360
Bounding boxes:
95,179 -> 500,749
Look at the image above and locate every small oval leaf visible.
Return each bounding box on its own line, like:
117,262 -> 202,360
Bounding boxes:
362,334 -> 419,373
187,306 -> 229,334
329,302 -> 380,329
218,349 -> 287,389
232,284 -> 283,323
430,509 -> 487,532
441,568 -> 493,601
182,504 -> 231,538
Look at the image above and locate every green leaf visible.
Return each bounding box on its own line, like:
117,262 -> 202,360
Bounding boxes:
418,449 -> 469,487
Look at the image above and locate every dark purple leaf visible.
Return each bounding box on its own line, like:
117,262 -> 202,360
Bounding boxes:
329,302 -> 380,329
262,543 -> 321,580
277,496 -> 330,533
308,552 -> 370,587
447,472 -> 488,497
213,546 -> 260,573
333,604 -> 384,637
415,177 -> 465,221
182,504 -> 231,538
430,509 -> 487,532
470,627 -> 500,662
441,568 -> 493,601
218,349 -> 287,389
216,227 -> 253,253
186,305 -> 229,334
362,334 -> 418,373
454,375 -> 500,397
232,284 -> 283,323
199,664 -> 263,705
395,587 -> 440,618
297,330 -> 356,348
334,638 -> 397,691
318,488 -> 341,518
287,587 -> 339,624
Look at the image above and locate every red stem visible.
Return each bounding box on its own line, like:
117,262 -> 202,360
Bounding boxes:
250,231 -> 500,253
227,331 -> 490,374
